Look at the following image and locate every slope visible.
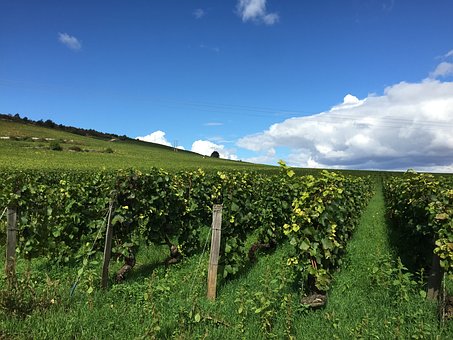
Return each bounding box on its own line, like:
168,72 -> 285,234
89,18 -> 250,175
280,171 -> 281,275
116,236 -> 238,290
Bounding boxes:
0,119 -> 270,171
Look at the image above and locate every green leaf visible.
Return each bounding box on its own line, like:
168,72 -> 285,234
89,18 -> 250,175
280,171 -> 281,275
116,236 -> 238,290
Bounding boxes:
435,213 -> 448,220
321,238 -> 333,250
111,214 -> 125,225
194,313 -> 201,323
300,240 -> 310,251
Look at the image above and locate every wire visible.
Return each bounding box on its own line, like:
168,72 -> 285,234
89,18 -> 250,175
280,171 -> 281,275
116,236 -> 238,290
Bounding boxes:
145,97 -> 453,130
187,226 -> 213,299
70,199 -> 113,297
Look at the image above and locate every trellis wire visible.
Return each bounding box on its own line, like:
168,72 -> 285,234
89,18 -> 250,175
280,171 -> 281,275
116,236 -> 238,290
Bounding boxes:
70,199 -> 114,297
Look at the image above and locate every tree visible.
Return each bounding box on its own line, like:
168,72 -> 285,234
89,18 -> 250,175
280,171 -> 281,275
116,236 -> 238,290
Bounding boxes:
211,151 -> 220,158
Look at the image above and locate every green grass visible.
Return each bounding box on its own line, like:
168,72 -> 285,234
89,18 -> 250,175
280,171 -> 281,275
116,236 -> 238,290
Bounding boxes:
2,183 -> 453,339
2,119 -> 452,338
0,120 -> 392,177
287,182 -> 450,339
0,120 -> 273,171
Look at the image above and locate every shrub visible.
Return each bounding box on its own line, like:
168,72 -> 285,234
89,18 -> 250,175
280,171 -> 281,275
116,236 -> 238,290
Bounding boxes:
68,146 -> 82,152
49,142 -> 62,151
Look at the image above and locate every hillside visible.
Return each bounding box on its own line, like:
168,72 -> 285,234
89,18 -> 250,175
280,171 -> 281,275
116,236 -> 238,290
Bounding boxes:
0,118 -> 271,171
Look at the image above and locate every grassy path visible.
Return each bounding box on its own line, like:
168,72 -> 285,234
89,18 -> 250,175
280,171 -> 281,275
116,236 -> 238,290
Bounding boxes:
291,182 -> 446,339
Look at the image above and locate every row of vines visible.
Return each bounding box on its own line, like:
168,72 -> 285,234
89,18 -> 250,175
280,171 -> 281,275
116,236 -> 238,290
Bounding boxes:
0,165 -> 373,293
384,172 -> 453,298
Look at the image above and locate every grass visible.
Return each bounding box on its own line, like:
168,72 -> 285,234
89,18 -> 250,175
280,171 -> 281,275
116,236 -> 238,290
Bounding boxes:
0,120 -> 389,177
1,119 -> 452,338
0,120 -> 273,171
2,182 -> 453,339
288,181 -> 449,339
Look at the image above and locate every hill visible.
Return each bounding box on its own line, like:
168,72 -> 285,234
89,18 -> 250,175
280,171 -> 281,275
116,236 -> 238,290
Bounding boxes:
0,115 -> 271,171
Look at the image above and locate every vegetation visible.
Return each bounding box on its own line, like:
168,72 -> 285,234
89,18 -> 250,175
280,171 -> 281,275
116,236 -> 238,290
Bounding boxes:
2,181 -> 453,338
0,113 -> 130,142
385,172 -> 453,301
1,117 -> 453,338
0,119 -> 271,171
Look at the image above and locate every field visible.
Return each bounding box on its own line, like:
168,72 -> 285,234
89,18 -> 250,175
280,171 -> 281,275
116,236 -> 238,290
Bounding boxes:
0,120 -> 271,171
1,119 -> 453,339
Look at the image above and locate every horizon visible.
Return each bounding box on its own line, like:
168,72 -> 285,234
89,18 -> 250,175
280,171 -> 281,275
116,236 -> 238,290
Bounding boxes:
1,0 -> 453,172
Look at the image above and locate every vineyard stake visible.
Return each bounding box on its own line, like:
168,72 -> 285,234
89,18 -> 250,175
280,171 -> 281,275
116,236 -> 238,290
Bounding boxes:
101,201 -> 114,289
207,204 -> 223,300
427,252 -> 443,300
5,207 -> 17,282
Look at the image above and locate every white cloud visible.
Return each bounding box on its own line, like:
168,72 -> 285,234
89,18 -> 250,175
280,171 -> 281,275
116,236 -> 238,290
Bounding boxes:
445,50 -> 453,58
431,62 -> 453,78
343,94 -> 360,105
204,122 -> 223,126
236,0 -> 279,25
191,140 -> 238,160
237,79 -> 453,172
136,130 -> 185,150
193,8 -> 205,19
58,32 -> 81,51
136,130 -> 171,146
243,147 -> 276,164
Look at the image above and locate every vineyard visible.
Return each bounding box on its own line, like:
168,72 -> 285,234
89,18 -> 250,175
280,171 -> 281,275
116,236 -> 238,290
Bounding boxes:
1,165 -> 453,338
0,165 -> 372,288
384,172 -> 453,300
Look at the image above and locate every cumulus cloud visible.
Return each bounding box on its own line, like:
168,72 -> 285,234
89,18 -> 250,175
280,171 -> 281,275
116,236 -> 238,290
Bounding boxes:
136,130 -> 184,149
430,50 -> 453,78
193,8 -> 205,19
58,32 -> 81,51
236,0 -> 279,25
431,62 -> 453,78
243,147 -> 276,164
444,50 -> 453,58
237,80 -> 453,172
191,140 -> 238,160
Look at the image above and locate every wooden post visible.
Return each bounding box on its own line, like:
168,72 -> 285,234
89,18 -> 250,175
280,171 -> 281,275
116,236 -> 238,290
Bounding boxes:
101,201 -> 114,289
427,252 -> 443,300
207,204 -> 223,300
5,207 -> 17,281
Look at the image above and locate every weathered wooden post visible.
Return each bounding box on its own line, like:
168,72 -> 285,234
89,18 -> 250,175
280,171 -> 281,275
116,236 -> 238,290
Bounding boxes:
5,207 -> 18,282
207,204 -> 223,300
101,201 -> 114,289
427,252 -> 443,300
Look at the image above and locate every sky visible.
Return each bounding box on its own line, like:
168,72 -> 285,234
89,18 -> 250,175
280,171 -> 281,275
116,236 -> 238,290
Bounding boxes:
1,0 -> 453,172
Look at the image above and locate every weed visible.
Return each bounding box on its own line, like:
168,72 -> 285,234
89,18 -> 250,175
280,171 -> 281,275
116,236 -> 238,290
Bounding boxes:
0,269 -> 61,318
370,255 -> 422,303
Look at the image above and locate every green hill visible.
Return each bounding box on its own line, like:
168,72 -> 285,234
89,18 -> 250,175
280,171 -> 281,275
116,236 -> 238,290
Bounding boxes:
0,118 -> 271,171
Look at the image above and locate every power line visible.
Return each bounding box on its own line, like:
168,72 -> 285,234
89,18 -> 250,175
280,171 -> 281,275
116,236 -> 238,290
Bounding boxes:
147,96 -> 453,129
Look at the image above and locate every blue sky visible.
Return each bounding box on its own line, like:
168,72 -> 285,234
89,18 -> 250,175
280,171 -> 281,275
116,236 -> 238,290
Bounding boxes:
1,0 -> 453,171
